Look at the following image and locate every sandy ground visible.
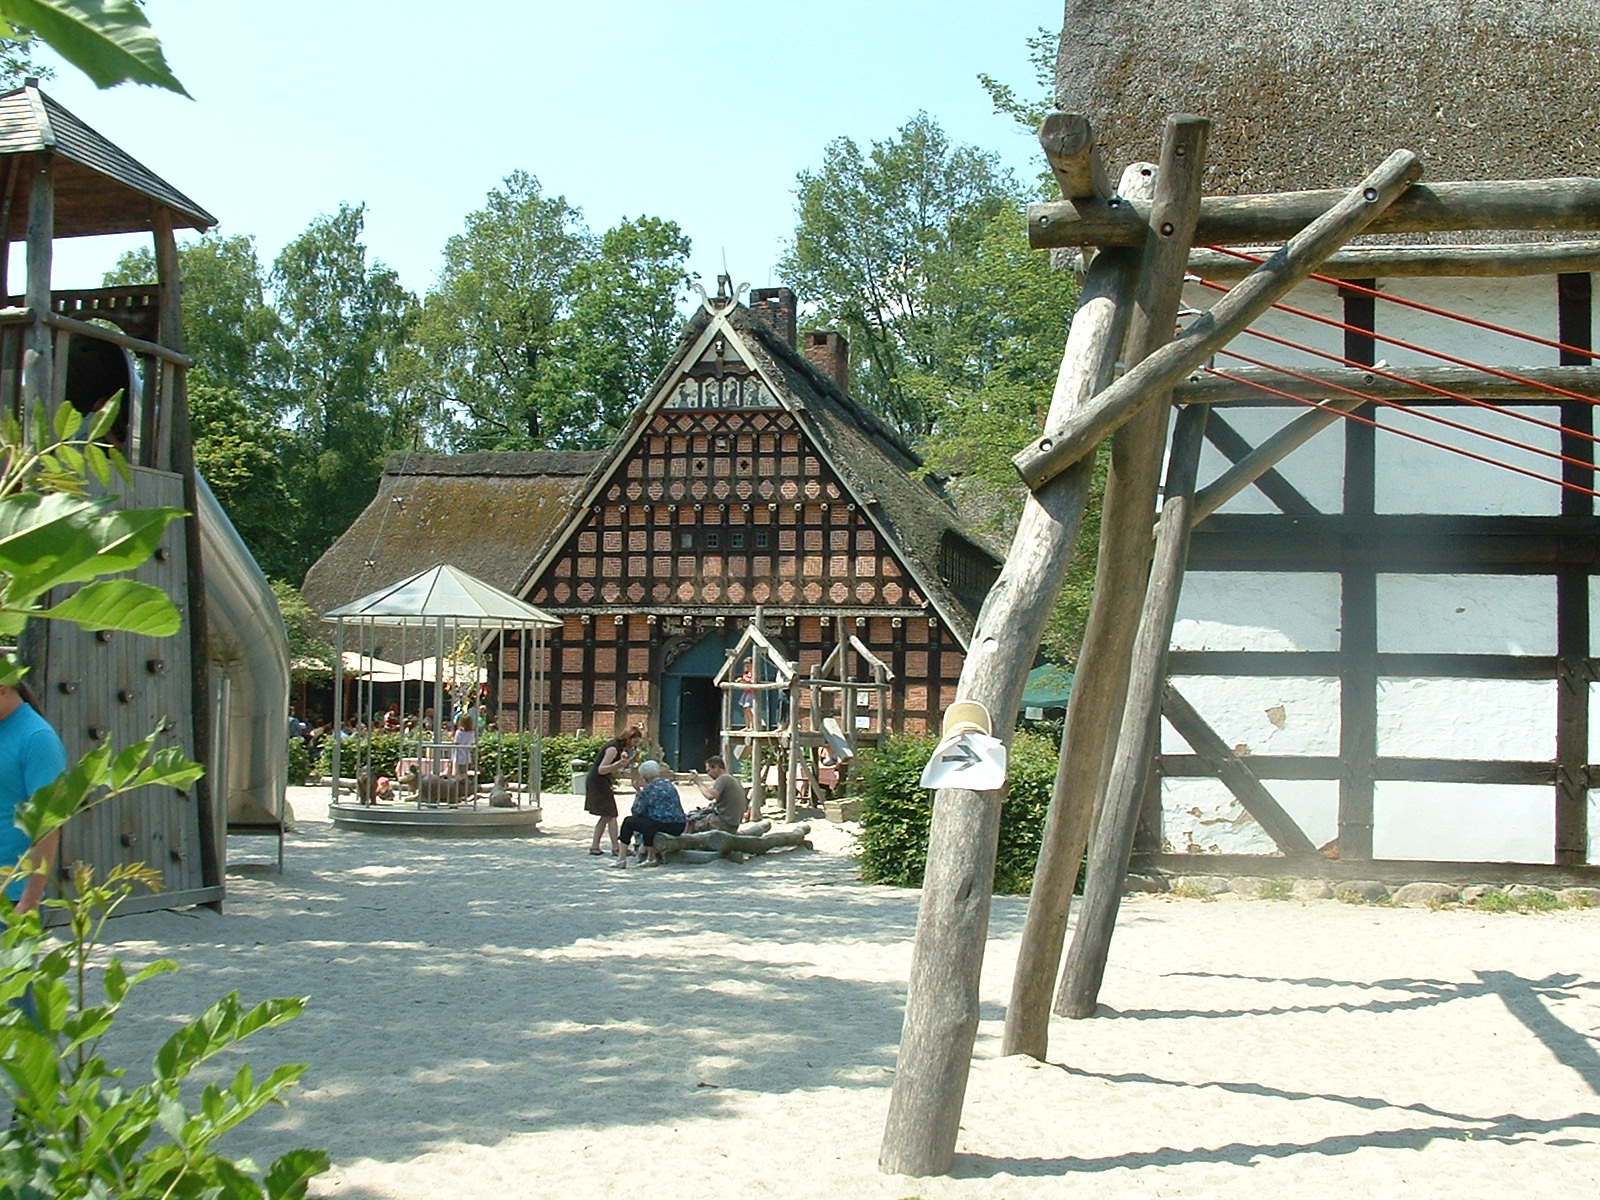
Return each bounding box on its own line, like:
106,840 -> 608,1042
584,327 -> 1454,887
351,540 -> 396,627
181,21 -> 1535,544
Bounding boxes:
89,784 -> 1600,1200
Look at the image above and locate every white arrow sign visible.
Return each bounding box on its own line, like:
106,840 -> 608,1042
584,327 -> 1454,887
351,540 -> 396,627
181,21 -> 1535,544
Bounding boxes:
920,731 -> 1008,791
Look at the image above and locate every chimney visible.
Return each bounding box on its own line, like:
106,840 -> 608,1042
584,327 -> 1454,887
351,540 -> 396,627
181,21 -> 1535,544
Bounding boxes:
802,330 -> 850,394
749,286 -> 796,345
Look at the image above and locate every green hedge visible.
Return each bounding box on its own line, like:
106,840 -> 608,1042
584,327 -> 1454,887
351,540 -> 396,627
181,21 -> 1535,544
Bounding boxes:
856,730 -> 1062,895
316,730 -> 609,785
286,737 -> 311,787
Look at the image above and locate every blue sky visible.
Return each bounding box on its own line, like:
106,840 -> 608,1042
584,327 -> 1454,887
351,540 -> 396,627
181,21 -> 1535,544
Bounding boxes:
33,0 -> 1059,297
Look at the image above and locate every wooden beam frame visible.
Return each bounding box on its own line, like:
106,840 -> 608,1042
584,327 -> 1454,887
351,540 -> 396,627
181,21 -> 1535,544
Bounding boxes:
1176,364 -> 1600,406
1200,411 -> 1318,515
1014,151 -> 1424,491
877,197 -> 1141,1181
1002,119 -> 1210,1065
1188,239 -> 1600,282
1055,405 -> 1209,1020
1030,177 -> 1600,251
1191,397 -> 1361,524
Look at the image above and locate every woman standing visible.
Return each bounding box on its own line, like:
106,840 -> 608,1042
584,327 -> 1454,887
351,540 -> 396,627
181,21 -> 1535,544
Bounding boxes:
585,724 -> 641,856
451,711 -> 477,776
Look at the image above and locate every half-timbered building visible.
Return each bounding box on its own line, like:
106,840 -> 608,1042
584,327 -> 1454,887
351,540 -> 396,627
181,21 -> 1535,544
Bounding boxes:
304,286 -> 999,769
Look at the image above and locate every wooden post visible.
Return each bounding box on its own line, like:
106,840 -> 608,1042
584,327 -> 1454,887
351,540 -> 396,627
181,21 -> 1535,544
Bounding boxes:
1038,112 -> 1110,209
1002,117 -> 1211,1063
1014,150 -> 1425,491
1055,405 -> 1209,1020
155,207 -> 219,903
20,150 -> 52,423
0,156 -> 19,302
1189,396 -> 1363,524
1028,175 -> 1600,251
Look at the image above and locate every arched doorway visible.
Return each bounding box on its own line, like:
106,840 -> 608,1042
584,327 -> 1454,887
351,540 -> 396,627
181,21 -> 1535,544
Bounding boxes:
658,627 -> 739,772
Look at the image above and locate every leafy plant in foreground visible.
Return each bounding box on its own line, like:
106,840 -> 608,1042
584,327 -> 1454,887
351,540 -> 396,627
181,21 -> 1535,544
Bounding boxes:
0,394 -> 327,1196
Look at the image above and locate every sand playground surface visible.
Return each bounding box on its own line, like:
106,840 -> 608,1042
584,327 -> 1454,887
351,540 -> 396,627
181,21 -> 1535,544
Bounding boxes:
91,784 -> 1600,1199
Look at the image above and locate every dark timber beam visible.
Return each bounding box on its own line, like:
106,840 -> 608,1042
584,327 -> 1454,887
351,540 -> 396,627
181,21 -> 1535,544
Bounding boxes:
1030,177 -> 1600,251
1160,684 -> 1319,857
1200,411 -> 1318,515
1014,151 -> 1424,491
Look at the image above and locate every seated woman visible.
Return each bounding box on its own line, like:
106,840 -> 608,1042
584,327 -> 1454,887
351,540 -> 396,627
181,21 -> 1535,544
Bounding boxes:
615,760 -> 685,867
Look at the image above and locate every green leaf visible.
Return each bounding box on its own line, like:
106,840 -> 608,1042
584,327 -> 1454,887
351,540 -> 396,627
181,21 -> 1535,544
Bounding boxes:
84,440 -> 112,487
0,493 -> 184,604
128,744 -> 204,793
38,579 -> 181,636
264,1148 -> 331,1200
85,392 -> 122,443
0,0 -> 189,95
51,398 -> 75,442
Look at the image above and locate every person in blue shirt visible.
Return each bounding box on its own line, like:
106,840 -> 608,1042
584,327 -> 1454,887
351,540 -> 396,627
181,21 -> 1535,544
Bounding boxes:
615,760 -> 685,868
0,680 -> 68,913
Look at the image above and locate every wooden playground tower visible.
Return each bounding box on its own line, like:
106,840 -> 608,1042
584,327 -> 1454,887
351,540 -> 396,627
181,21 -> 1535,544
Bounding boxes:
878,112 -> 1600,1175
716,608 -> 890,820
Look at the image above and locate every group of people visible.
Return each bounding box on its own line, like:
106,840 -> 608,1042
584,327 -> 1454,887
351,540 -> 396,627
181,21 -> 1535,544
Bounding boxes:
583,725 -> 747,867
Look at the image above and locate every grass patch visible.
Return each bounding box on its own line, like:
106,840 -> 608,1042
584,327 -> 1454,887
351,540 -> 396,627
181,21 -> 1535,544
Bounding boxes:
1471,889 -> 1567,914
1257,877 -> 1295,901
1171,879 -> 1217,902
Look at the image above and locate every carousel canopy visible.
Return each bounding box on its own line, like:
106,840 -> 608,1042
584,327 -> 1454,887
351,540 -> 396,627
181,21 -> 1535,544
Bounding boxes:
322,564 -> 560,627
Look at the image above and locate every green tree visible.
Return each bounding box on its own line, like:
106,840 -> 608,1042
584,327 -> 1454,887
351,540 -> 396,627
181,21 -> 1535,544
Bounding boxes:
106,235 -> 299,579
780,112 -> 1021,437
271,578 -> 334,682
547,215 -> 692,447
271,204 -> 416,578
0,27 -> 51,87
401,171 -> 590,450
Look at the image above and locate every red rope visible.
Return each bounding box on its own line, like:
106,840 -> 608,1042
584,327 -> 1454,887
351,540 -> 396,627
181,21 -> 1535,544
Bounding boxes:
1201,366 -> 1600,499
1190,275 -> 1600,405
1219,321 -> 1600,447
1203,244 -> 1599,364
1216,347 -> 1597,473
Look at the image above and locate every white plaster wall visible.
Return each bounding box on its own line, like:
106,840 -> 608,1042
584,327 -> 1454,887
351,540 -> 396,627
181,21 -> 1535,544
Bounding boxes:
1591,792 -> 1600,865
1586,579 -> 1600,657
1161,675 -> 1340,757
1376,678 -> 1555,760
1182,277 -> 1347,370
1377,574 -> 1556,654
1379,276 -> 1560,369
1173,571 -> 1342,651
1194,406 -> 1347,515
1373,782 -> 1554,863
1374,404 -> 1562,515
1585,683 -> 1600,763
1161,777 -> 1339,856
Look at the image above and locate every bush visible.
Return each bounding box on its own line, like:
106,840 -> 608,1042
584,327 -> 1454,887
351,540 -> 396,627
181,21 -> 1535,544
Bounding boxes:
542,732 -> 607,777
286,737 -> 311,786
856,730 -> 1062,895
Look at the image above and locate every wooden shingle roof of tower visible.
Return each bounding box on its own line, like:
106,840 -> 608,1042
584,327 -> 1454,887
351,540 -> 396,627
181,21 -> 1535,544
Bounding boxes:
1059,0 -> 1600,210
0,80 -> 215,237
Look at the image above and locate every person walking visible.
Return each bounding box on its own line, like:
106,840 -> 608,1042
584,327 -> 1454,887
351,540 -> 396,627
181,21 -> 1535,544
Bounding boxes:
584,725 -> 641,857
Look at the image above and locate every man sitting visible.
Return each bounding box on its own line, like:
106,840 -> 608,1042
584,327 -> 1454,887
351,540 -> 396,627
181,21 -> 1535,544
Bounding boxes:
616,760 -> 685,867
687,755 -> 747,833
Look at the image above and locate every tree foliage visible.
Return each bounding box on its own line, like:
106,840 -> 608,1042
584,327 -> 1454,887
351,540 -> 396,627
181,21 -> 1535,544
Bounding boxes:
780,113 -> 1023,437
271,204 -> 417,569
400,174 -> 691,451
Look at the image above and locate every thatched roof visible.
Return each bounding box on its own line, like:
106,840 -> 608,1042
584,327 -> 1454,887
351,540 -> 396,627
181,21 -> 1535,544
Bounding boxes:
1059,1 -> 1600,204
301,451 -> 603,618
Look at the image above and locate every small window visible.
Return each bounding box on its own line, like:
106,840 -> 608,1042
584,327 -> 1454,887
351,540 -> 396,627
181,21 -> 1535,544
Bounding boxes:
706,532 -> 721,548
680,530 -> 694,549
715,435 -> 729,451
755,532 -> 769,548
731,532 -> 745,549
